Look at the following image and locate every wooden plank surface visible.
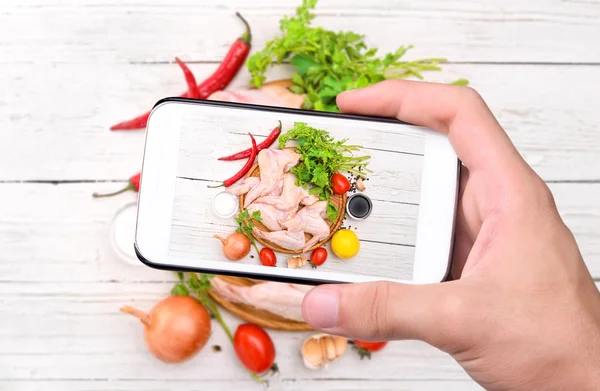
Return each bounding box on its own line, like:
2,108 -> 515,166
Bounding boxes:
1,0 -> 600,63
0,182 -> 598,279
0,282 -> 465,382
0,380 -> 485,391
1,0 -> 599,389
1,63 -> 599,181
0,181 -> 598,389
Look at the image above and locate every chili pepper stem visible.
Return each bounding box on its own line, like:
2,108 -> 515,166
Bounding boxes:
92,182 -> 135,198
235,12 -> 252,46
207,183 -> 225,189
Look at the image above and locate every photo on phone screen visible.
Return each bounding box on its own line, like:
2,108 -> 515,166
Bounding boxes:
166,104 -> 426,281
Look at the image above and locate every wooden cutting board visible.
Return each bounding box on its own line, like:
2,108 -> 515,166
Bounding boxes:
207,275 -> 312,331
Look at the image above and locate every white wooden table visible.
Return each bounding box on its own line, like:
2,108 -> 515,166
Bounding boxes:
1,1 -> 599,390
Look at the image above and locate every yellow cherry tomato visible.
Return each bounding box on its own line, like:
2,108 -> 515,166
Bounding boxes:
331,229 -> 360,259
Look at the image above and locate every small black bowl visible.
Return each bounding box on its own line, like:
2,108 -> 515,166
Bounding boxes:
346,193 -> 373,220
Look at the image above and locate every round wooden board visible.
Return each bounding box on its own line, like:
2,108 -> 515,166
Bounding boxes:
207,276 -> 312,331
239,162 -> 347,254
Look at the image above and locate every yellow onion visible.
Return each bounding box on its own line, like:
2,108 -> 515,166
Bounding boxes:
214,232 -> 251,261
121,295 -> 211,363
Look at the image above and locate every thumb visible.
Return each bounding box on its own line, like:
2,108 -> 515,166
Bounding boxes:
301,281 -> 467,348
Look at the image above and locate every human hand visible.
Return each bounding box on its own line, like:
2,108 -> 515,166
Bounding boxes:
301,80 -> 600,390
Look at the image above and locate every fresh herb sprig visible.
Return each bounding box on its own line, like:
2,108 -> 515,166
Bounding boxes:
171,272 -> 266,384
247,0 -> 467,112
235,209 -> 262,254
279,122 -> 370,221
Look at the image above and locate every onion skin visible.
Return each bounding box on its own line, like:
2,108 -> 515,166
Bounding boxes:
121,295 -> 211,363
214,232 -> 251,261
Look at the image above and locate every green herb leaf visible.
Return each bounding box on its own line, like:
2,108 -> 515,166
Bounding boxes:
327,201 -> 338,222
246,0 -> 467,112
291,72 -> 305,87
291,54 -> 320,75
171,283 -> 189,296
450,78 -> 470,86
236,209 -> 261,254
279,122 -> 369,221
289,85 -> 305,94
198,273 -> 214,291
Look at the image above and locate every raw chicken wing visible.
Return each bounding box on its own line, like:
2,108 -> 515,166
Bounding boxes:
246,203 -> 291,232
228,177 -> 283,198
226,177 -> 260,196
281,201 -> 331,253
255,173 -> 320,212
254,173 -> 303,212
300,194 -> 320,206
252,227 -> 306,251
210,277 -> 311,322
244,149 -> 300,207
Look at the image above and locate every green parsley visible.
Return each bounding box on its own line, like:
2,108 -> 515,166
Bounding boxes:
235,209 -> 262,254
170,283 -> 189,296
279,122 -> 370,221
247,0 -> 467,112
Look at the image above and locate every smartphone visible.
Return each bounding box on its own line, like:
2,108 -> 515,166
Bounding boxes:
135,98 -> 460,285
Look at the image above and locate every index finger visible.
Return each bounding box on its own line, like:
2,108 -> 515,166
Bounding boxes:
336,80 -> 525,173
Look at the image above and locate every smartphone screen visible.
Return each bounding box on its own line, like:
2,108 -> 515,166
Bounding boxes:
165,103 -> 427,281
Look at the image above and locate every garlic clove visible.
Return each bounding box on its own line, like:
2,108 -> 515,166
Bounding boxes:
302,337 -> 325,369
301,333 -> 348,369
287,255 -> 308,269
356,177 -> 366,191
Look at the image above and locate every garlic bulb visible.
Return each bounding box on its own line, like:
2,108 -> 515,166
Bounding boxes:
287,255 -> 308,269
301,333 -> 348,369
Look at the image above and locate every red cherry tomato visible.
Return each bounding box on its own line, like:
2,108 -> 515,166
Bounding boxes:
259,248 -> 277,267
354,340 -> 388,352
233,323 -> 276,374
331,173 -> 351,195
310,247 -> 328,266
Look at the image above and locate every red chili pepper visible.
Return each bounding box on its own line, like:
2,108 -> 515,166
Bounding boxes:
109,112 -> 151,131
209,134 -> 257,188
110,12 -> 252,131
93,172 -> 141,198
175,57 -> 200,99
218,121 -> 282,161
195,11 -> 252,98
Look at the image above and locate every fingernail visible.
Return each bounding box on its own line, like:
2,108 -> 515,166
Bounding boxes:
302,288 -> 339,329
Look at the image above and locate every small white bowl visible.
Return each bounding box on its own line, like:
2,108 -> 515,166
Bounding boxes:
109,201 -> 142,267
212,191 -> 239,218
